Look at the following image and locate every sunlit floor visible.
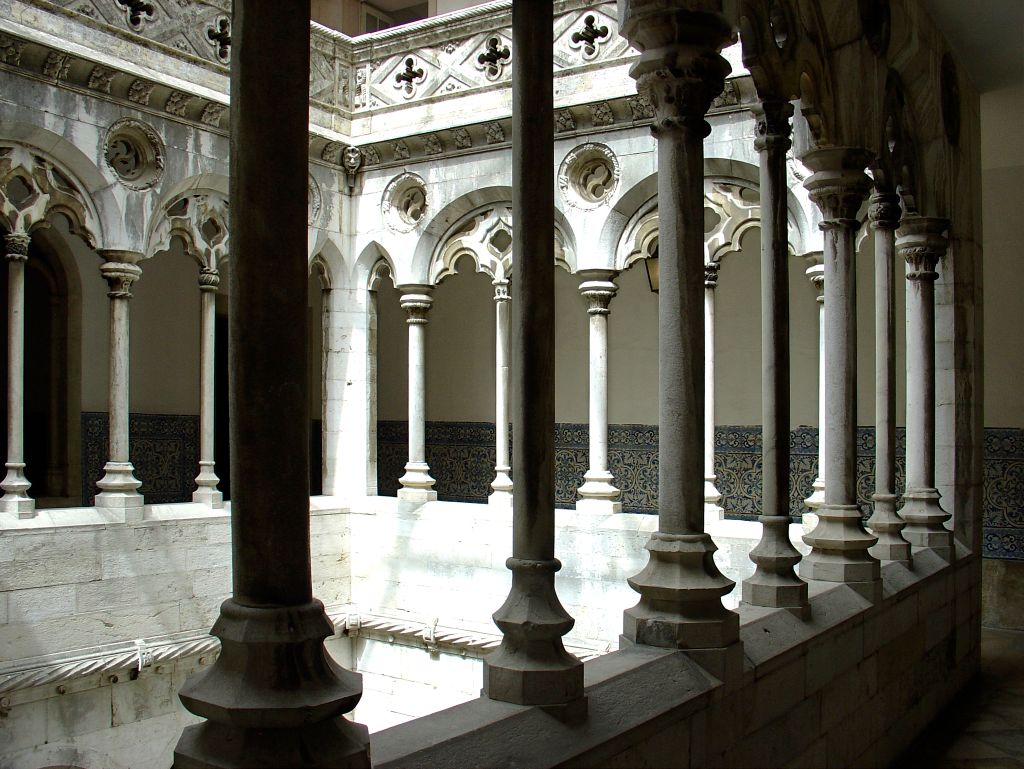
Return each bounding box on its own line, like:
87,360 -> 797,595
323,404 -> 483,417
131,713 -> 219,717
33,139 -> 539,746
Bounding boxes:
897,627 -> 1024,768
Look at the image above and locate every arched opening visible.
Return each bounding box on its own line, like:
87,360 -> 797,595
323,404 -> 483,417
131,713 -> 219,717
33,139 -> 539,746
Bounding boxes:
308,261 -> 329,496
0,227 -> 75,506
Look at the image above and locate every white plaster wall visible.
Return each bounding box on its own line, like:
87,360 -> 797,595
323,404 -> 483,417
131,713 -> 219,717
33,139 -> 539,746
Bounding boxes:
607,262 -> 658,425
981,84 -> 1024,428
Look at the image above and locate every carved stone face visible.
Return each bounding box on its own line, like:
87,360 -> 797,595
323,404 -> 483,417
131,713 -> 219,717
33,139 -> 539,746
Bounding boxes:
343,146 -> 363,173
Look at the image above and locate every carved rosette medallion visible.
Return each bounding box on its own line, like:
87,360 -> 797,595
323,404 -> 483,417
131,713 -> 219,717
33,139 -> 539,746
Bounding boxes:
558,143 -> 619,211
104,118 -> 164,191
307,173 -> 322,227
382,172 -> 428,233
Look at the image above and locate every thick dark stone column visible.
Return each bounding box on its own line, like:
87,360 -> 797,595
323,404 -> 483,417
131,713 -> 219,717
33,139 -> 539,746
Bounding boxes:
174,2 -> 370,766
483,1 -> 585,713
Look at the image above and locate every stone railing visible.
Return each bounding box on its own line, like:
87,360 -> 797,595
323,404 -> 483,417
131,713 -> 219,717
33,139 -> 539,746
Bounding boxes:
4,1 -> 639,136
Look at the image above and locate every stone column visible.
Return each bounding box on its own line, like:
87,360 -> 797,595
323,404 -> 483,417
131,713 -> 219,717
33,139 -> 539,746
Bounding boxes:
742,101 -> 808,616
397,286 -> 437,505
577,271 -> 621,514
193,267 -> 222,507
95,255 -> 144,515
798,148 -> 881,603
804,252 -> 825,514
483,0 -> 585,712
867,191 -> 911,561
489,278 -> 513,506
898,215 -> 954,561
1,233 -> 33,516
174,1 -> 370,765
703,261 -> 723,519
617,1 -> 740,673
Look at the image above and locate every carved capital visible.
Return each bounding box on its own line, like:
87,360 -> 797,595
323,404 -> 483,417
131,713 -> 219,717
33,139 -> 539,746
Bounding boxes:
868,190 -> 901,231
897,216 -> 949,281
704,260 -> 721,288
579,278 -> 617,315
4,233 -> 30,261
618,3 -> 734,138
752,100 -> 793,153
199,267 -> 220,292
400,288 -> 433,323
636,56 -> 732,138
800,147 -> 873,227
100,260 -> 142,299
493,279 -> 510,303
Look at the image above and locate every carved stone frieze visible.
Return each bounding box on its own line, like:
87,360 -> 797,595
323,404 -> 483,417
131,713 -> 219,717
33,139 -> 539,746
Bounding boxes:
87,65 -> 116,93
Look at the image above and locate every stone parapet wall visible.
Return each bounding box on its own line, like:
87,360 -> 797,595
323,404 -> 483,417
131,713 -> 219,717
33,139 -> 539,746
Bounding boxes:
372,551 -> 981,769
0,501 -> 351,768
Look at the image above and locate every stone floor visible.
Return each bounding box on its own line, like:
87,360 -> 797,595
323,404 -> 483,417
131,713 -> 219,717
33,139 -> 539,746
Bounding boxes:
897,627 -> 1024,768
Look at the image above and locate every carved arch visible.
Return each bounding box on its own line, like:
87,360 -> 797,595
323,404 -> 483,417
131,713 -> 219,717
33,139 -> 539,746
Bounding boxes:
0,144 -> 102,247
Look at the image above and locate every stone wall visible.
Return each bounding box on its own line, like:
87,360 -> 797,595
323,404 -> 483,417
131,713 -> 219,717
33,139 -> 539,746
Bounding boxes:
372,551 -> 981,769
0,502 -> 351,769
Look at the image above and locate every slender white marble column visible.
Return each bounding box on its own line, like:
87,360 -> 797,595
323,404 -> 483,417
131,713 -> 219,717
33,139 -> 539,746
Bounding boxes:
1,233 -> 33,517
799,148 -> 881,603
804,252 -> 826,515
742,100 -> 808,616
577,272 -> 621,514
193,267 -> 223,507
867,191 -> 911,561
898,215 -> 954,561
95,255 -> 144,515
490,278 -> 513,506
703,261 -> 723,520
617,1 -> 740,676
398,286 -> 437,504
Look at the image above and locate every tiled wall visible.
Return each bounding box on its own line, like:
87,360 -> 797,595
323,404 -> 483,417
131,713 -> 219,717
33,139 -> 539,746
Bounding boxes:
81,412 -> 199,505
378,420 -> 1023,561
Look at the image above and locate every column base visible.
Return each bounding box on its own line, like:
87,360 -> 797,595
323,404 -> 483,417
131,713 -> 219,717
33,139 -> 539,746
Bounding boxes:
623,531 -> 738,650
704,501 -> 725,523
484,557 -> 585,708
194,462 -> 224,508
800,503 -> 881,602
1,463 -> 34,517
193,487 -> 225,508
741,515 -> 810,618
868,493 -> 911,563
176,598 -> 369,768
490,468 -> 513,507
804,480 -> 825,509
899,489 -> 954,560
95,461 -> 144,513
576,497 -> 622,514
577,474 -> 621,514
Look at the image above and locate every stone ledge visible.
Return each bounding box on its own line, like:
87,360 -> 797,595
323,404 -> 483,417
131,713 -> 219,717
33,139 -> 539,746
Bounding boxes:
370,551 -> 978,769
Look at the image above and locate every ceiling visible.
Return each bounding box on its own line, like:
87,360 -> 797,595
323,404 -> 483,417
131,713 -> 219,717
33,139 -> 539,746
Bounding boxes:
920,0 -> 1023,92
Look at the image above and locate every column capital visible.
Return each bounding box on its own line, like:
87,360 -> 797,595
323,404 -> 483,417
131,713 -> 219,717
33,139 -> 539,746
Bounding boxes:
100,260 -> 143,299
579,277 -> 618,314
493,278 -> 510,303
399,285 -> 433,322
4,233 -> 30,260
803,251 -> 824,296
800,147 -> 873,226
198,266 -> 220,292
752,100 -> 794,153
618,2 -> 734,138
868,190 -> 902,232
897,215 -> 949,279
704,260 -> 721,288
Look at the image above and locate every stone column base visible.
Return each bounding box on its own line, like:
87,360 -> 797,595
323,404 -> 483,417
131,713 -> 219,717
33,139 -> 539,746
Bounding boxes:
1,463 -> 34,518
